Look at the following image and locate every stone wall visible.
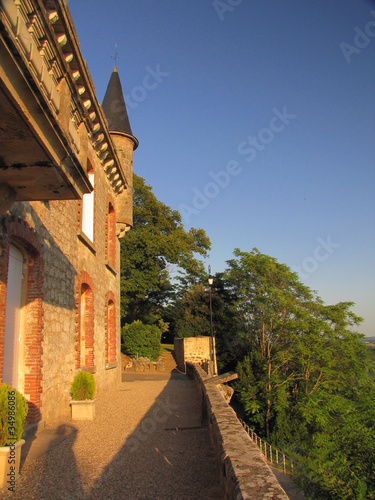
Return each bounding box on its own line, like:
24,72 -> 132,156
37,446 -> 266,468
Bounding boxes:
174,336 -> 216,374
0,0 -> 134,425
0,141 -> 122,423
187,363 -> 289,500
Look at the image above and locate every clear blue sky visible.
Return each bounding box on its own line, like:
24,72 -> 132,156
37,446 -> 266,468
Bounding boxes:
69,0 -> 375,337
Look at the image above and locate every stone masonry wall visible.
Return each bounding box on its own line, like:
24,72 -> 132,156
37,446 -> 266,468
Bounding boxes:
174,337 -> 217,374
187,363 -> 289,500
174,336 -> 213,372
0,142 -> 122,423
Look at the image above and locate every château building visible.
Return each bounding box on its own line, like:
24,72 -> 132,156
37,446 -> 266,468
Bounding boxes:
0,0 -> 137,423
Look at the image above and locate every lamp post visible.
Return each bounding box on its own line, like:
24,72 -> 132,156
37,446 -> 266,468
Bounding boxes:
208,265 -> 215,375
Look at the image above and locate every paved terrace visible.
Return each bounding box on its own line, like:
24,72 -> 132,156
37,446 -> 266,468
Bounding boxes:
1,353 -> 223,499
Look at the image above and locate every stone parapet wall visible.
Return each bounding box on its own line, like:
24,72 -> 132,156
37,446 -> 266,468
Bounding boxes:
174,336 -> 216,373
186,363 -> 288,500
173,338 -> 185,371
122,356 -> 165,373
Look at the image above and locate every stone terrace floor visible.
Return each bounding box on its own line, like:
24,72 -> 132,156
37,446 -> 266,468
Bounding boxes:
0,353 -> 224,500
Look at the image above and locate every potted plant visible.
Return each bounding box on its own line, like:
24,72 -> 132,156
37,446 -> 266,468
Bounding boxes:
70,371 -> 96,420
0,383 -> 28,490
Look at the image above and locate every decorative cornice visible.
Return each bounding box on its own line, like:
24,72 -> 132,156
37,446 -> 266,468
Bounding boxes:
0,0 -> 127,195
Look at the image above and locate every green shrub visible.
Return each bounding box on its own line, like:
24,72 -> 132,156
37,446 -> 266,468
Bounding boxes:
122,320 -> 162,361
0,383 -> 29,447
70,371 -> 95,401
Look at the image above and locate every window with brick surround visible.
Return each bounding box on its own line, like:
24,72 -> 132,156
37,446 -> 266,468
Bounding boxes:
78,282 -> 94,369
106,200 -> 116,269
105,295 -> 116,366
81,168 -> 95,241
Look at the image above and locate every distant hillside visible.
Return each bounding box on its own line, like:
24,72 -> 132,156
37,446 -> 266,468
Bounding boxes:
364,339 -> 375,367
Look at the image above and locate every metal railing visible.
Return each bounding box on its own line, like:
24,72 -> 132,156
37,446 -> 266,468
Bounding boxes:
239,419 -> 300,478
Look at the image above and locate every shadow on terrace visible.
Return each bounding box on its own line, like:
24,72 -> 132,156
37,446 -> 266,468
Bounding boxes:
4,366 -> 224,499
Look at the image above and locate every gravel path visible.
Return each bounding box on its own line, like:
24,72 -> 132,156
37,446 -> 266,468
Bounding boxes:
1,364 -> 223,499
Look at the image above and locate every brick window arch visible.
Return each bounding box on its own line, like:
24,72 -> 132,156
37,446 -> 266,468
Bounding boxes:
0,217 -> 43,422
106,199 -> 116,269
75,272 -> 94,370
105,291 -> 116,366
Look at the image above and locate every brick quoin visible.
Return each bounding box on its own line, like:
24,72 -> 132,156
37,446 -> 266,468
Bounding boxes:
0,216 -> 44,422
77,199 -> 83,232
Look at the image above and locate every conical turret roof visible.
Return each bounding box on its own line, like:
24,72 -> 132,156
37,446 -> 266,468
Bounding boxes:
102,66 -> 138,149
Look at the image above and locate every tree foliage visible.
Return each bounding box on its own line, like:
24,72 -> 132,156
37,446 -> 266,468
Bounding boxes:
70,372 -> 95,401
172,283 -> 210,338
119,172 -> 374,497
165,273 -> 239,356
120,174 -> 211,325
217,248 -> 375,499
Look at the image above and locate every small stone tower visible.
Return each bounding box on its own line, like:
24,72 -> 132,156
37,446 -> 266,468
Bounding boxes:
102,65 -> 138,237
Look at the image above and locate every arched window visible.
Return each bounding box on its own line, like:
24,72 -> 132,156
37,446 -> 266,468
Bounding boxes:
105,292 -> 116,367
76,277 -> 94,370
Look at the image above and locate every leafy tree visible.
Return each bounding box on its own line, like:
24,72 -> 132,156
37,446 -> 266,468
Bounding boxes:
207,272 -> 240,372
174,283 -> 210,338
167,273 -> 240,367
224,248 -> 375,498
226,248 -> 316,437
120,174 -> 211,326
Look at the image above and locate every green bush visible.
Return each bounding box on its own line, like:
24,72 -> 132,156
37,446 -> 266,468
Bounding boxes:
122,320 -> 162,361
0,383 -> 29,447
70,371 -> 95,401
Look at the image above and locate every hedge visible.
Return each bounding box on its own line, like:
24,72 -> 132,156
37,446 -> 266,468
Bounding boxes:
122,320 -> 161,361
